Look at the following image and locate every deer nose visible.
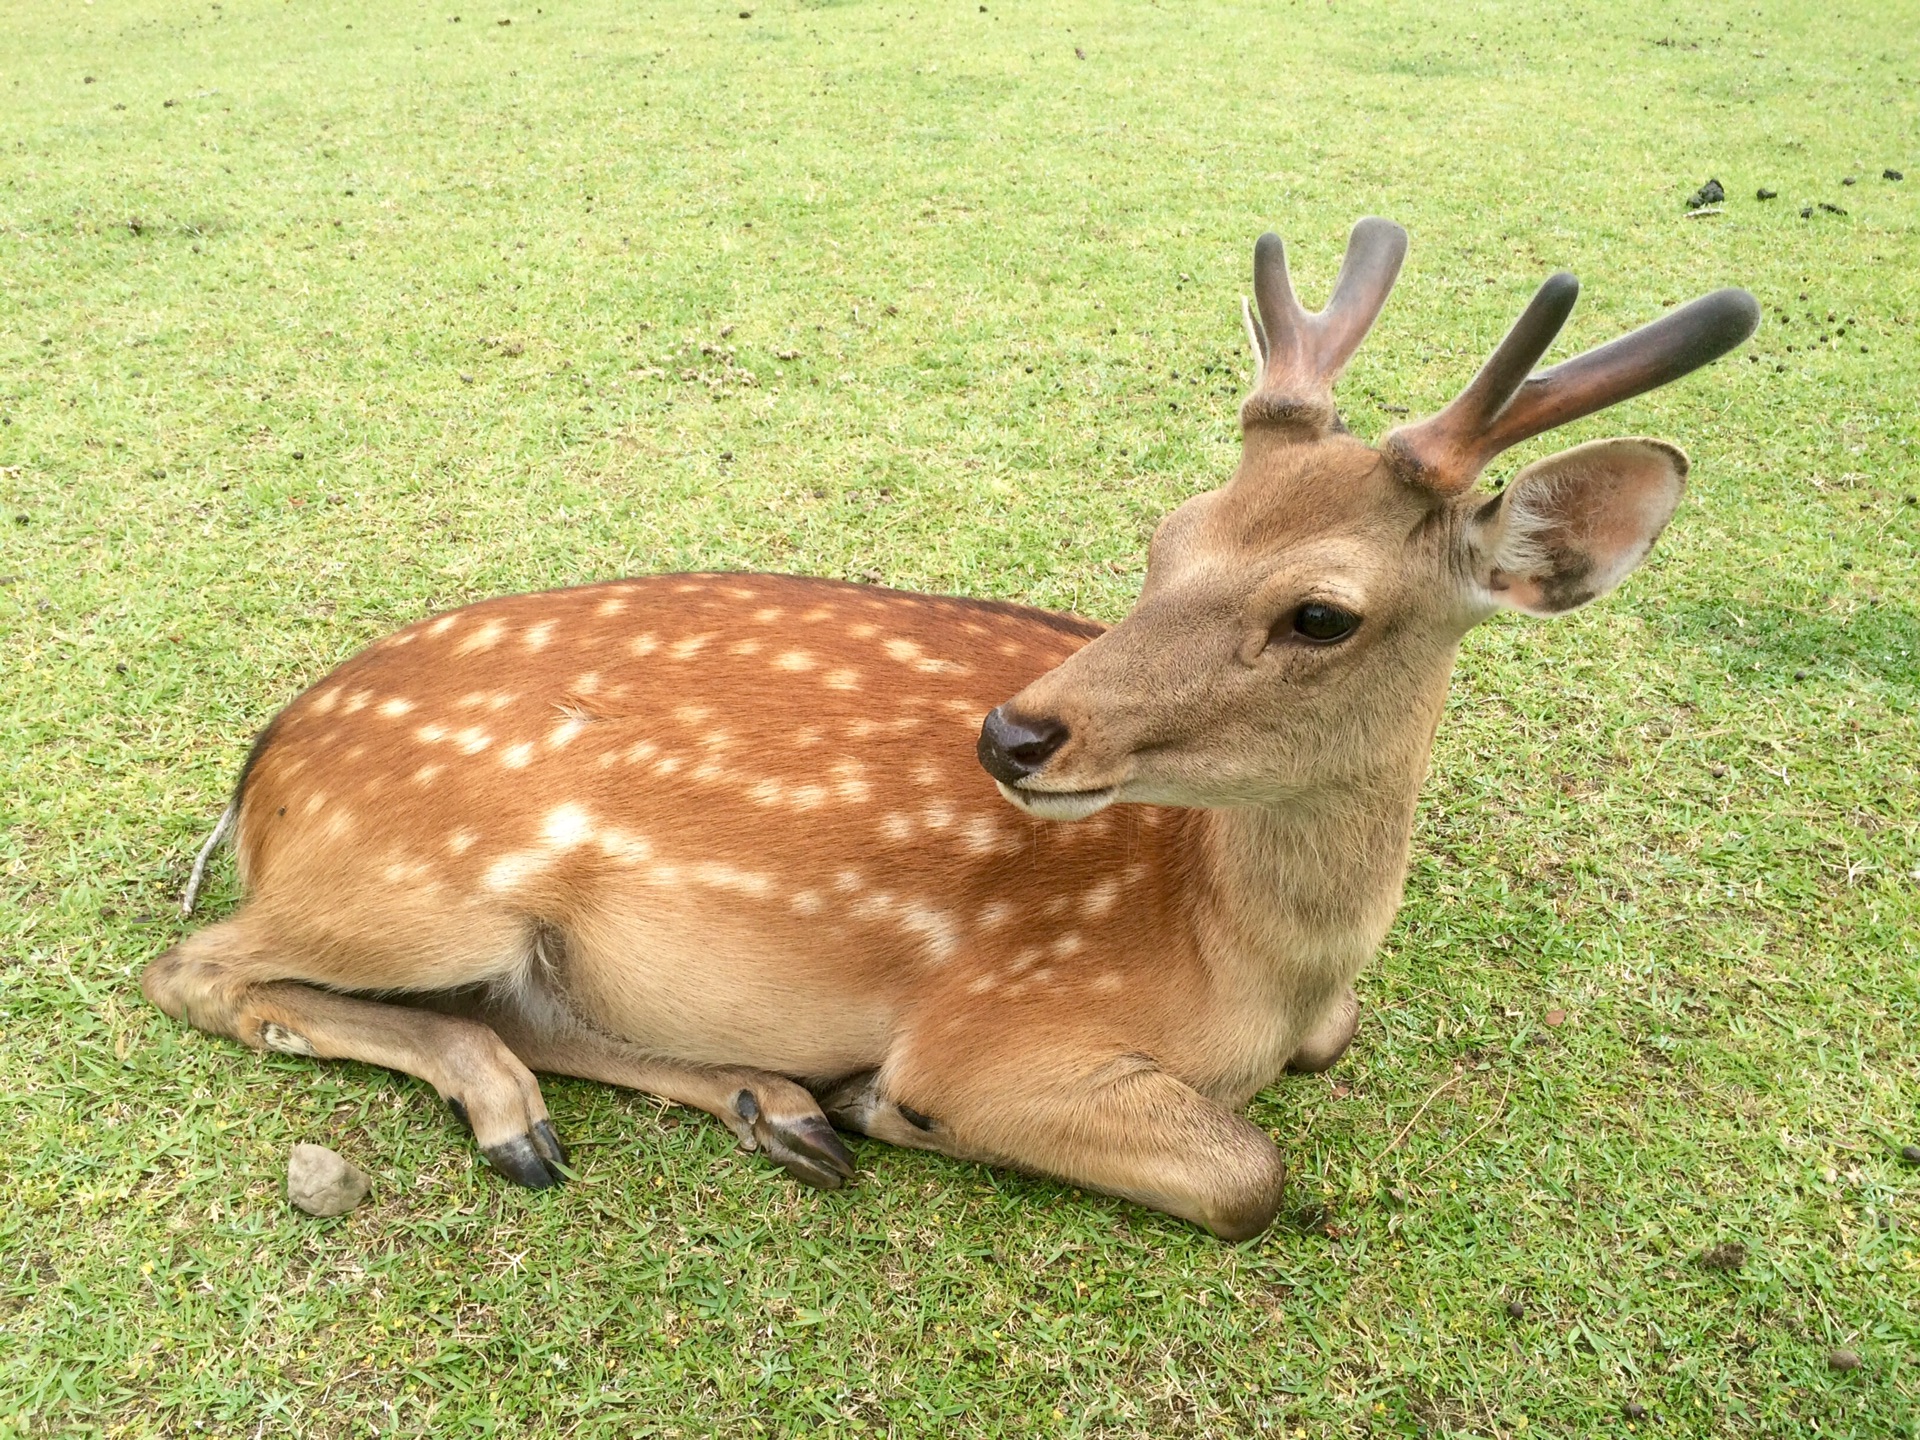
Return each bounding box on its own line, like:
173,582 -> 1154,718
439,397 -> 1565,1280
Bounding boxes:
977,707 -> 1069,785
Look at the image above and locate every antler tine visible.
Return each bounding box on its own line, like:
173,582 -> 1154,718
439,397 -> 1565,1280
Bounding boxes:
1314,216 -> 1412,376
1241,217 -> 1408,431
1480,288 -> 1761,452
1382,272 -> 1578,493
1385,281 -> 1759,494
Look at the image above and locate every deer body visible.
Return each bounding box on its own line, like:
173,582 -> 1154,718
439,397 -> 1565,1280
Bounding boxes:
146,221 -> 1756,1236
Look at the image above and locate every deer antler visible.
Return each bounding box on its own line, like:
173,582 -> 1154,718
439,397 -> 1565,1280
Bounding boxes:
1383,279 -> 1760,494
1241,217 -> 1409,432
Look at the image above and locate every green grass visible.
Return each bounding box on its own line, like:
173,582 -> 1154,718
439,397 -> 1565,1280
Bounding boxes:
3,0 -> 1917,1434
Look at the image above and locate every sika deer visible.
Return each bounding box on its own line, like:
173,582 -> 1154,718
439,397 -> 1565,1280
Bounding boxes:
144,220 -> 1756,1238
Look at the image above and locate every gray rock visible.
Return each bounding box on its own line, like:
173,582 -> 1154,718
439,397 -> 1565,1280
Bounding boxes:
287,1143 -> 371,1217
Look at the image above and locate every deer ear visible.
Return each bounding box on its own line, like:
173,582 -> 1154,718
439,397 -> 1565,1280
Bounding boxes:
1467,438 -> 1688,616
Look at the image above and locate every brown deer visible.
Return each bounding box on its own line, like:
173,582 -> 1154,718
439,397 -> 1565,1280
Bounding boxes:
144,220 -> 1756,1238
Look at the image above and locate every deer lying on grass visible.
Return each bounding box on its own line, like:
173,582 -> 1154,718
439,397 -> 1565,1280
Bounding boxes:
145,220 -> 1756,1238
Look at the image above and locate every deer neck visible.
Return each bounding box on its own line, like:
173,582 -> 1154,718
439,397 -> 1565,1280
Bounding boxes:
1185,746 -> 1434,1003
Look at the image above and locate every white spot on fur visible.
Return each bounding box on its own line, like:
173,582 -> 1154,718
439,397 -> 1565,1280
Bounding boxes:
548,720 -> 585,749
596,597 -> 626,617
753,606 -> 783,623
776,650 -> 817,672
921,802 -> 954,831
730,638 -> 765,657
749,778 -> 787,806
1051,933 -> 1085,958
378,697 -> 414,718
961,818 -> 1008,856
596,828 -> 654,864
790,784 -> 828,809
456,727 -> 493,755
311,689 -> 340,715
901,904 -> 960,961
501,742 -> 535,769
1082,880 -> 1120,917
456,620 -> 506,655
824,668 -> 862,691
485,851 -> 551,890
976,901 -> 1015,929
573,672 -> 601,695
625,740 -> 659,764
428,615 -> 459,637
790,889 -> 825,915
690,863 -> 775,898
413,763 -> 444,785
543,804 -> 593,848
1094,972 -> 1123,992
630,633 -> 660,657
880,812 -> 913,842
523,621 -> 557,651
417,723 -> 448,744
912,761 -> 940,787
670,634 -> 713,661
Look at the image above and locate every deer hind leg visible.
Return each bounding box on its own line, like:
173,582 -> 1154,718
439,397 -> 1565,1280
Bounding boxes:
822,1052 -> 1287,1241
443,993 -> 855,1190
140,910 -> 568,1188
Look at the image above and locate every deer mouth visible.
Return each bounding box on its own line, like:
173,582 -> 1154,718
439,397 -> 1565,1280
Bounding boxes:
991,780 -> 1118,822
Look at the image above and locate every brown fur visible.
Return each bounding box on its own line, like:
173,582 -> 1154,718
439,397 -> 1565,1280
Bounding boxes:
145,223 -> 1752,1236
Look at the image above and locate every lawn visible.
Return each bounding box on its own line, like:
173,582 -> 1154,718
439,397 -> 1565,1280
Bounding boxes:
2,0 -> 1916,1434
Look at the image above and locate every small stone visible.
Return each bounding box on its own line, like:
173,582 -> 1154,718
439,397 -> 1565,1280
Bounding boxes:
1756,187 -> 1777,200
1506,1300 -> 1526,1319
1623,1400 -> 1649,1420
1900,1143 -> 1920,1164
1827,1348 -> 1861,1372
288,1143 -> 371,1216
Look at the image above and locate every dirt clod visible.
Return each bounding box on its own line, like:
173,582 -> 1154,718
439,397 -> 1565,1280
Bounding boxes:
288,1143 -> 371,1217
1828,1348 -> 1861,1372
1686,178 -> 1724,207
1899,1143 -> 1920,1164
1697,1241 -> 1746,1272
1505,1300 -> 1526,1319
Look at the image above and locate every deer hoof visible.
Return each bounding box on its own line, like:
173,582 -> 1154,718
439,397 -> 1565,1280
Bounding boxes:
757,1113 -> 856,1190
484,1133 -> 566,1189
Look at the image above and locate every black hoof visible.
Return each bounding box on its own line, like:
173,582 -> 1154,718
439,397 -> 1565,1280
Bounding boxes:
762,1113 -> 857,1190
531,1119 -> 570,1169
484,1134 -> 563,1189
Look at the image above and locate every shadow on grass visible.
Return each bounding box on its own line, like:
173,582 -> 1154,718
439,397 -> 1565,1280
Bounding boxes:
1661,594 -> 1920,686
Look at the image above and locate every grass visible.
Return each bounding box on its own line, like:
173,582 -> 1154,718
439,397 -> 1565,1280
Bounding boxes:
2,0 -> 1917,1434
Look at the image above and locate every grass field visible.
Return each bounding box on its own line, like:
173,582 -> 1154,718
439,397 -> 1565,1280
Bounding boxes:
3,0 -> 1917,1434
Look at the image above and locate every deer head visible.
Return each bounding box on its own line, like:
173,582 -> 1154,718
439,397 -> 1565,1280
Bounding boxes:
978,219 -> 1758,819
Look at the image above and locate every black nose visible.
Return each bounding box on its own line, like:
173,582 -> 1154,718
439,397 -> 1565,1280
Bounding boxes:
977,707 -> 1069,785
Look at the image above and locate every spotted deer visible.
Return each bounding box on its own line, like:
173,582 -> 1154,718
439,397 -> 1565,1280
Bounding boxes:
144,219 -> 1756,1238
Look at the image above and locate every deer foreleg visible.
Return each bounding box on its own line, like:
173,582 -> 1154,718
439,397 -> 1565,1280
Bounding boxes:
824,1051 -> 1287,1240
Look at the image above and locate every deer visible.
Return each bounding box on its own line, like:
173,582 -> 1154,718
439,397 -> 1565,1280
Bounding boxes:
143,219 -> 1757,1239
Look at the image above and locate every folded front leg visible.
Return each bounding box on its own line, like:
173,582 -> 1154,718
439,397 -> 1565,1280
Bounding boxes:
829,1049 -> 1287,1240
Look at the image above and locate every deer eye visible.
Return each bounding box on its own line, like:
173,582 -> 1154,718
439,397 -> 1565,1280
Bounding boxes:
1289,602 -> 1361,644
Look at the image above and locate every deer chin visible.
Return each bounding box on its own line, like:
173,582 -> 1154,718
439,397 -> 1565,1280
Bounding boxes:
992,781 -> 1119,822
